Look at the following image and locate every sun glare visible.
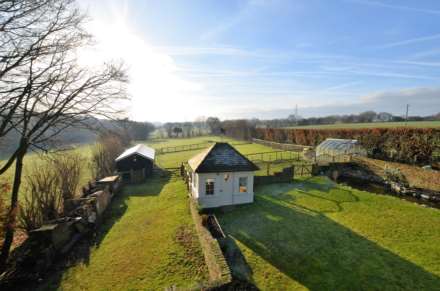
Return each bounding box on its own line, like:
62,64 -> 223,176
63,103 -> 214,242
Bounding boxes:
78,15 -> 202,122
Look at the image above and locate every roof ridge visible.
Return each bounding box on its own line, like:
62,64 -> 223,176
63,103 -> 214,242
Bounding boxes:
188,142 -> 259,173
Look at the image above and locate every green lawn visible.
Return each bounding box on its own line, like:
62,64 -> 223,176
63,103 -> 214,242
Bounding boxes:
216,176 -> 440,290
6,136 -> 439,290
41,140 -> 210,290
287,120 -> 440,130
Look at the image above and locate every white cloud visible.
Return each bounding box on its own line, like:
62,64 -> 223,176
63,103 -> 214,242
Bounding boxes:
375,33 -> 440,49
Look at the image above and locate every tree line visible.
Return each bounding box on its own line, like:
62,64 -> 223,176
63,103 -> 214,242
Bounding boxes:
274,111 -> 440,128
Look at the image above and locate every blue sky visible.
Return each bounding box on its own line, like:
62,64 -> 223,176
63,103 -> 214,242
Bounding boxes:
80,0 -> 440,122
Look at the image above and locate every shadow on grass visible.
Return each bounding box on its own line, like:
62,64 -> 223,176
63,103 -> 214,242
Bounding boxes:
219,179 -> 440,290
32,172 -> 171,291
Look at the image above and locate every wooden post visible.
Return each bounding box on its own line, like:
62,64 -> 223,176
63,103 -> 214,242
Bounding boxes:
267,163 -> 270,176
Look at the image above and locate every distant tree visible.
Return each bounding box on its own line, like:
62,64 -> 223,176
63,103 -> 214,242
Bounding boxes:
221,119 -> 255,140
163,123 -> 174,138
358,111 -> 377,123
377,112 -> 393,122
173,127 -> 183,137
206,117 -> 222,134
116,119 -> 155,140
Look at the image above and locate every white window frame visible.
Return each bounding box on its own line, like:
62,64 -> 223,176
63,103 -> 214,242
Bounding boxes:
205,179 -> 215,195
239,177 -> 248,193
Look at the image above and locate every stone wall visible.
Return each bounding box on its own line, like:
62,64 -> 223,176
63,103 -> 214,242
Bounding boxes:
1,176 -> 121,287
189,200 -> 232,287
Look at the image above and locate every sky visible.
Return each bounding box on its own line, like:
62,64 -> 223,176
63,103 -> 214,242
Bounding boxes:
79,0 -> 440,122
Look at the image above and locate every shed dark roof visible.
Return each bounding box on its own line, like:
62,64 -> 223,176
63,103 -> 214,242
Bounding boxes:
188,142 -> 259,173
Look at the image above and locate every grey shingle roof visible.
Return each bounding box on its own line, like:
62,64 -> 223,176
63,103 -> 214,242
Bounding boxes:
188,142 -> 259,173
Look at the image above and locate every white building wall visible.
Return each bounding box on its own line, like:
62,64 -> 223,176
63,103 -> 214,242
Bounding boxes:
191,171 -> 254,208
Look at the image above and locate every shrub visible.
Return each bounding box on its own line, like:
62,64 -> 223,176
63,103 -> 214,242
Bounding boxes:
90,134 -> 125,180
384,166 -> 409,187
20,159 -> 63,231
19,153 -> 83,231
52,152 -> 84,201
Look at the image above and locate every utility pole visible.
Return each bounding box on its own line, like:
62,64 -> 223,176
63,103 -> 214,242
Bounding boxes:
295,104 -> 298,125
405,104 -> 410,126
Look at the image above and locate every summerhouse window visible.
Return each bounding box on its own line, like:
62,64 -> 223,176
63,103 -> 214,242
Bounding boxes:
239,177 -> 248,193
205,179 -> 214,195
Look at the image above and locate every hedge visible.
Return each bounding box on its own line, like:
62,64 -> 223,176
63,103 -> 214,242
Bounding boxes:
254,127 -> 440,165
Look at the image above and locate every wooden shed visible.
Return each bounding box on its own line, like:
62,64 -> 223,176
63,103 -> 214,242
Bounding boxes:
115,144 -> 155,183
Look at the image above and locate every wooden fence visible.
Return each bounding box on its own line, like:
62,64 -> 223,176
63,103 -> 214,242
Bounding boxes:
252,138 -> 312,152
255,166 -> 294,185
314,153 -> 354,165
294,164 -> 313,177
156,140 -> 252,155
246,150 -> 301,163
156,142 -> 213,155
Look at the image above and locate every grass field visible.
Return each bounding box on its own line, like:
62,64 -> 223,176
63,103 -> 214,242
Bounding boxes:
3,136 -> 439,290
216,177 -> 440,290
40,141 -> 210,290
287,120 -> 440,130
0,145 -> 94,203
35,136 -> 305,290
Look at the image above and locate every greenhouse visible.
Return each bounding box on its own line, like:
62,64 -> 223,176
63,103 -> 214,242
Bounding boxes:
316,138 -> 367,162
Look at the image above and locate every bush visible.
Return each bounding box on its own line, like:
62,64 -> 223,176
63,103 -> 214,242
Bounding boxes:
90,134 -> 125,180
384,166 -> 409,187
20,159 -> 63,231
52,152 -> 84,201
19,153 -> 83,231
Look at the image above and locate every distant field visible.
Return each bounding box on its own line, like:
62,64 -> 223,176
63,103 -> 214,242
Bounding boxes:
287,121 -> 440,130
0,145 -> 94,202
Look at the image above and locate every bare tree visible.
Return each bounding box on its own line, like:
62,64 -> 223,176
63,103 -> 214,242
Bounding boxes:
19,152 -> 83,231
20,158 -> 63,231
52,151 -> 83,202
90,134 -> 125,180
0,0 -> 128,268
